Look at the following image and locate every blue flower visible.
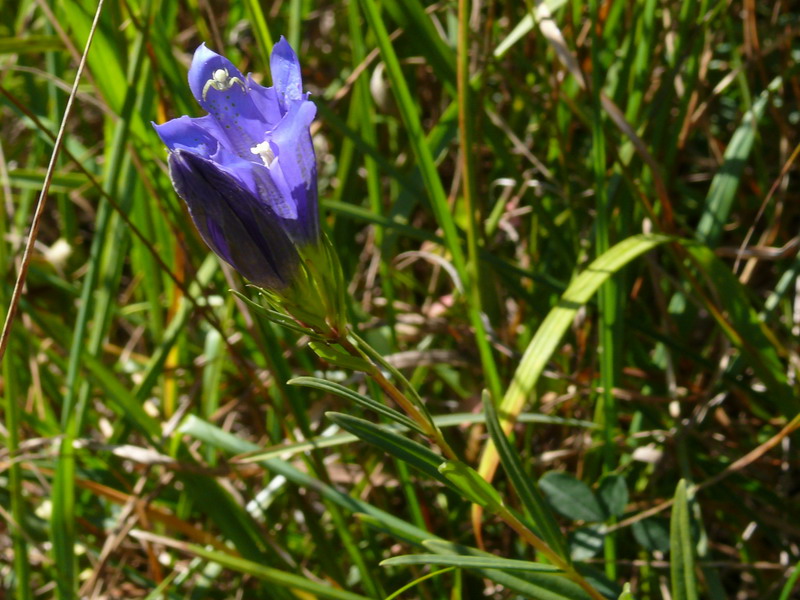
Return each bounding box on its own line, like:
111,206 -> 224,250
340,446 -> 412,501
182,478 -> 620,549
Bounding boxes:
154,37 -> 318,289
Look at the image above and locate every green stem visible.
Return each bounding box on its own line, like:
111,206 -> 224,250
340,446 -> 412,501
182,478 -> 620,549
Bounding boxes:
337,333 -> 460,462
496,507 -> 606,600
338,330 -> 604,600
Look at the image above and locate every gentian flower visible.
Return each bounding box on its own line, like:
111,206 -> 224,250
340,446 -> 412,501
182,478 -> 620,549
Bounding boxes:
153,37 -> 318,290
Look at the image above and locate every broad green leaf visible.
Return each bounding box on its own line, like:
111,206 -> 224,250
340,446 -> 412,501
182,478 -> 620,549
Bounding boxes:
483,391 -> 568,558
325,412 -> 451,486
539,472 -> 606,523
381,553 -> 561,573
632,518 -> 670,553
598,475 -> 629,519
569,525 -> 605,560
670,480 -> 698,600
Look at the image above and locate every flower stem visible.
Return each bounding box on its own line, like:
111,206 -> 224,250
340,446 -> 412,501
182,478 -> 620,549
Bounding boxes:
495,507 -> 606,600
336,329 -> 604,600
336,332 -> 460,462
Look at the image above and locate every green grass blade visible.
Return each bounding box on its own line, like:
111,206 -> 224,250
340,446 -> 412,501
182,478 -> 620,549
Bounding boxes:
683,243 -> 796,417
358,0 -> 502,400
381,553 -> 561,572
479,234 -> 672,479
133,532 -> 372,600
670,480 -> 698,600
3,345 -> 33,600
696,78 -> 780,247
482,391 -> 568,559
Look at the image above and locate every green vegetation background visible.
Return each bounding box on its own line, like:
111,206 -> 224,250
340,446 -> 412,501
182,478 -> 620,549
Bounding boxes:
0,0 -> 798,598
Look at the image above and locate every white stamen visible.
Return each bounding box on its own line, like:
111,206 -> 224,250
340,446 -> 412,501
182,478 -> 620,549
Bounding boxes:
250,141 -> 275,166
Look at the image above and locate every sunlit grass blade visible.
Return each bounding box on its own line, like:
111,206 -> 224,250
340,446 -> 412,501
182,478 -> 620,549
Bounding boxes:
477,234 -> 672,483
381,553 -> 561,572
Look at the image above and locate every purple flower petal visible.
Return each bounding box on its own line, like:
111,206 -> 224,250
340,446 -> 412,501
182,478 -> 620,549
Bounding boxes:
187,43 -> 269,158
168,150 -> 300,289
246,74 -> 283,125
153,115 -> 220,158
267,100 -> 318,242
270,36 -> 304,110
153,38 -> 320,290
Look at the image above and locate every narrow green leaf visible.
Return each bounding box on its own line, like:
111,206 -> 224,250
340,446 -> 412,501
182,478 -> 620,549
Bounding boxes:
358,0 -> 503,402
242,0 -> 274,65
289,376 -> 422,433
438,461 -> 504,510
147,537 -> 371,600
309,341 -> 374,371
422,540 -> 592,600
7,169 -> 91,192
482,391 -> 568,558
232,411 -> 592,464
696,78 -> 781,247
180,416 -> 435,545
181,417 -> 592,600
493,0 -> 569,58
479,234 -> 671,479
230,290 -> 324,339
684,243 -> 796,417
387,0 -> 456,94
358,0 -> 465,276
0,35 -> 64,54
778,560 -> 800,600
325,412 -> 451,487
618,582 -> 636,600
381,553 -> 561,573
670,480 -> 698,600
